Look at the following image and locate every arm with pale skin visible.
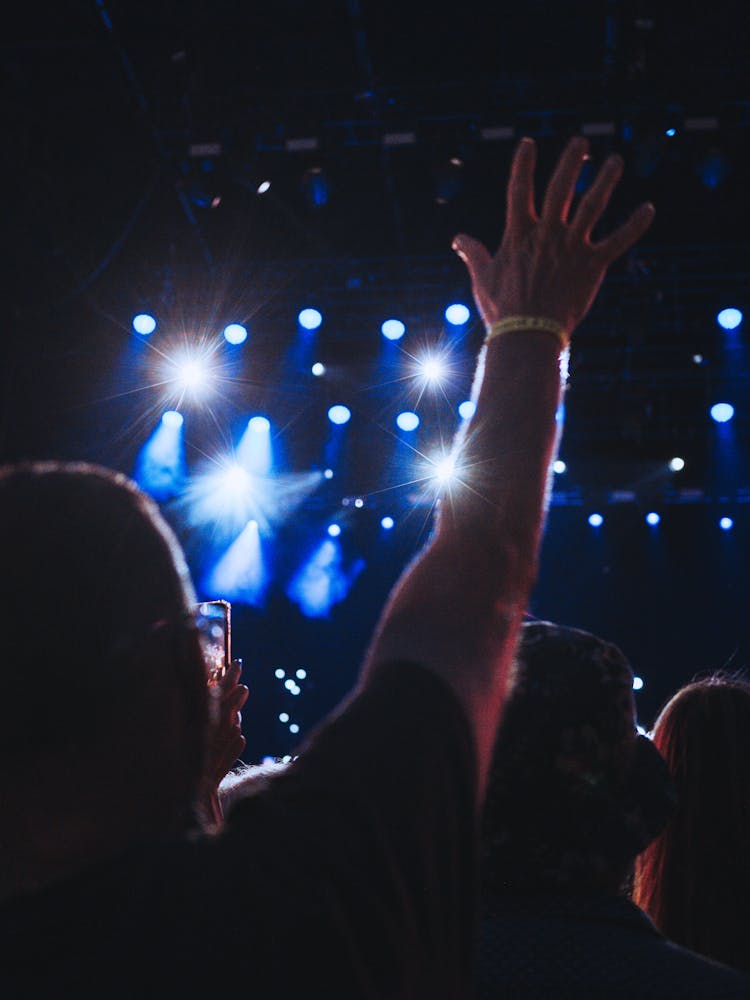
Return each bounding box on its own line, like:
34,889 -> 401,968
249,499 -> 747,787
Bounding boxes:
359,136 -> 654,801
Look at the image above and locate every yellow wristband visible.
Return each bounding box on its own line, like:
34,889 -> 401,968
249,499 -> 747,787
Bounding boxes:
485,316 -> 569,350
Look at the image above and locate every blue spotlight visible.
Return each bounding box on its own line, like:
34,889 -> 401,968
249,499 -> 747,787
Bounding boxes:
710,402 -> 735,423
669,457 -> 685,472
646,511 -> 661,526
224,323 -> 248,345
204,519 -> 267,606
311,362 -> 326,376
719,516 -> 734,531
298,308 -> 323,330
162,409 -> 183,428
445,303 -> 470,326
717,308 -> 743,330
458,400 -> 476,420
323,468 -> 334,479
286,536 -> 364,618
396,411 -> 420,431
133,412 -> 186,501
381,319 -> 406,341
380,516 -> 394,530
553,459 -> 566,474
132,313 -> 156,336
418,355 -> 447,384
328,404 -> 351,425
248,415 -> 270,433
665,127 -> 676,137
633,676 -> 644,691
236,416 -> 272,476
327,523 -> 341,537
588,513 -> 604,527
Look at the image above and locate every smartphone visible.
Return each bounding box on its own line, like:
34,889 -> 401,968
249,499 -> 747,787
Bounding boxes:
195,599 -> 231,685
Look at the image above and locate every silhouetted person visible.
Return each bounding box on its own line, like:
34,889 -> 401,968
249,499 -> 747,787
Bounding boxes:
477,621 -> 750,997
633,673 -> 750,975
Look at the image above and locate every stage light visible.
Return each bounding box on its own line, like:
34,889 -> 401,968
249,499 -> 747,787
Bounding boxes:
432,453 -> 457,485
134,410 -> 186,501
223,323 -> 247,345
646,512 -> 661,526
633,676 -> 644,691
327,523 -> 341,537
381,516 -> 394,530
287,535 -> 364,618
323,468 -> 334,479
458,400 -> 476,420
162,410 -> 183,428
588,513 -> 604,527
257,180 -> 271,194
553,459 -> 566,474
248,415 -> 270,433
328,404 -> 351,425
279,712 -> 289,723
396,411 -> 419,431
444,303 -> 470,326
204,518 -> 267,607
419,355 -> 446,384
665,128 -> 676,137
717,308 -> 743,330
298,308 -> 322,330
692,354 -> 704,364
296,669 -> 307,679
290,723 -> 300,734
719,516 -> 734,531
354,498 -> 364,508
275,669 -> 285,679
311,362 -> 325,376
132,313 -> 157,335
381,319 -> 406,341
669,457 -> 685,471
711,402 -> 734,423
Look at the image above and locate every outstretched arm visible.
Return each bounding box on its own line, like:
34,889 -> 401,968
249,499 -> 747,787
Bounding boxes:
360,136 -> 654,800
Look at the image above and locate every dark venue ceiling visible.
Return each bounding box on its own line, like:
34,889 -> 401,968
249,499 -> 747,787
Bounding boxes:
2,1 -> 750,754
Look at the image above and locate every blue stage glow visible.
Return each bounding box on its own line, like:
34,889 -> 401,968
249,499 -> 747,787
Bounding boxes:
444,303 -> 470,325
381,319 -> 406,341
327,523 -> 341,537
235,417 -> 273,477
646,512 -> 661,526
717,308 -> 743,330
248,415 -> 270,433
286,536 -> 365,618
381,516 -> 394,530
133,413 -> 185,501
311,362 -> 326,376
328,404 -> 351,425
204,518 -> 267,606
132,313 -> 156,335
419,355 -> 446,383
720,516 -> 734,531
396,411 -> 419,431
633,676 -> 644,691
458,400 -> 476,420
224,323 -> 248,345
588,513 -> 604,527
665,127 -> 676,137
711,402 -> 735,423
553,459 -> 566,474
162,410 -> 183,428
669,456 -> 685,471
298,308 -> 322,330
323,468 -> 334,479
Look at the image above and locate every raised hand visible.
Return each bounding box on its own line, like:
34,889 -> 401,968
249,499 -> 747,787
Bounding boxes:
452,136 -> 655,336
198,660 -> 249,828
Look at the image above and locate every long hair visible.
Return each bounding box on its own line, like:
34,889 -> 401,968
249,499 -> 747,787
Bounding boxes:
632,673 -> 750,972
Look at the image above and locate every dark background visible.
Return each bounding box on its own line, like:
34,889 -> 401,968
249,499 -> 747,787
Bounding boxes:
3,1 -> 750,758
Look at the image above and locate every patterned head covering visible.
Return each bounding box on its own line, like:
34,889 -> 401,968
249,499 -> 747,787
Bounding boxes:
481,620 -> 677,893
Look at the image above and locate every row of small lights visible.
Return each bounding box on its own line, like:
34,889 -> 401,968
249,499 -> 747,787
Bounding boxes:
586,512 -> 737,530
